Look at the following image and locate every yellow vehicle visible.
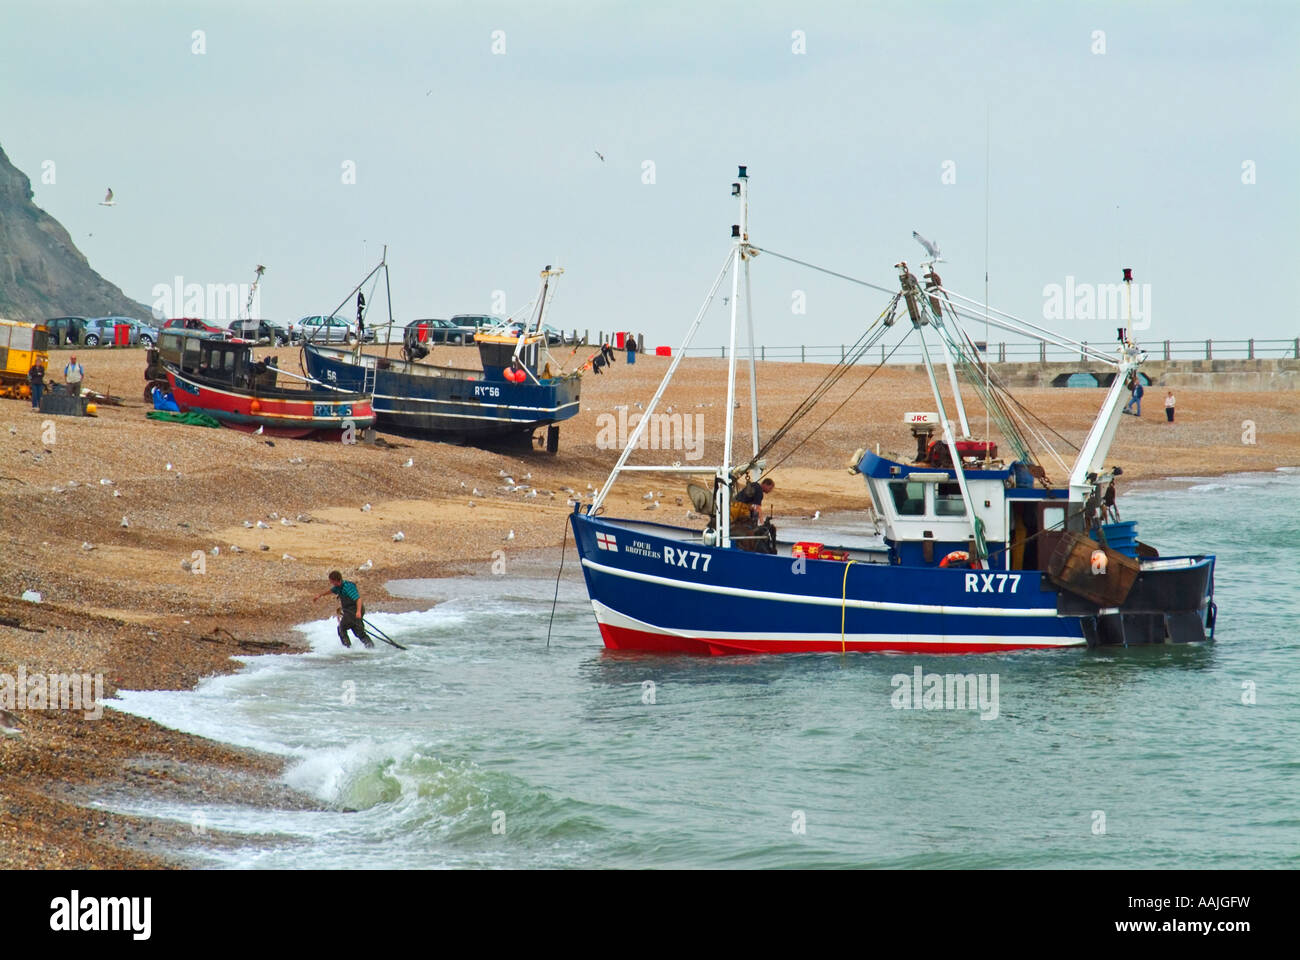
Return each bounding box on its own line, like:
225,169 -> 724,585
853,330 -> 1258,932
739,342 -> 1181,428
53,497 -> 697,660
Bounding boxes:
0,318 -> 51,399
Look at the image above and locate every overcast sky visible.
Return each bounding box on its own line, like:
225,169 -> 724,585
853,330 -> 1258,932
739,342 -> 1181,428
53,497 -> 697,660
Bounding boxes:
2,0 -> 1296,351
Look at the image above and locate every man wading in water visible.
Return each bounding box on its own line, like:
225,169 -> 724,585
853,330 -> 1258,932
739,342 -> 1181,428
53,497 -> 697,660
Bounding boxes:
314,571 -> 373,648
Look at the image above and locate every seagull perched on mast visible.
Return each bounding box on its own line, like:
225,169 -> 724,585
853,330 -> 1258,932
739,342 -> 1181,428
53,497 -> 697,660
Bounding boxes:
99,188 -> 117,206
912,231 -> 943,262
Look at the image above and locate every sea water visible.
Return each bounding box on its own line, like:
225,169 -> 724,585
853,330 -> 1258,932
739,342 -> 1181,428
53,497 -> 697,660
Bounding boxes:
104,470 -> 1300,868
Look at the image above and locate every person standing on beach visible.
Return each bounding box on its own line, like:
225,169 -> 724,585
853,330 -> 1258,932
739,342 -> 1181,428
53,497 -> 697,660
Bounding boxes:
1123,377 -> 1143,416
626,334 -> 637,365
1165,390 -> 1176,423
27,358 -> 45,409
314,571 -> 373,648
64,355 -> 84,396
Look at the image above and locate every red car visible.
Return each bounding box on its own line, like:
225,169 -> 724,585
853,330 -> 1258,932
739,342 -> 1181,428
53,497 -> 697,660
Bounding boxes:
162,318 -> 228,337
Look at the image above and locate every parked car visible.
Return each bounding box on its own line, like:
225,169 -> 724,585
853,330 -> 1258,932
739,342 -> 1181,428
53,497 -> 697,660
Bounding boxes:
43,317 -> 88,347
81,317 -> 140,347
226,319 -> 291,346
123,318 -> 163,347
539,324 -> 570,346
450,314 -> 507,334
405,318 -> 476,345
162,317 -> 229,338
297,314 -> 368,344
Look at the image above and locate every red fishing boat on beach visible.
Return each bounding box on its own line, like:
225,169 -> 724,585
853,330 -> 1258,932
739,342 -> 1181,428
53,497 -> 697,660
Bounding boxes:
160,329 -> 374,440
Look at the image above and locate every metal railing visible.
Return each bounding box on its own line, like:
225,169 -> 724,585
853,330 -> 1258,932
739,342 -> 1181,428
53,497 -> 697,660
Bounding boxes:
680,338 -> 1300,364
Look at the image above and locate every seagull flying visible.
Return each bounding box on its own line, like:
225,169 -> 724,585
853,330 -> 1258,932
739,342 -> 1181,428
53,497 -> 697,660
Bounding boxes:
912,231 -> 943,261
594,150 -> 605,162
99,188 -> 116,206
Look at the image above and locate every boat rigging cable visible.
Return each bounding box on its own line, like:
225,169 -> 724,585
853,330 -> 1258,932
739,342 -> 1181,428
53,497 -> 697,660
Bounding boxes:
744,293 -> 901,469
737,243 -> 1102,484
546,518 -> 569,649
753,323 -> 915,477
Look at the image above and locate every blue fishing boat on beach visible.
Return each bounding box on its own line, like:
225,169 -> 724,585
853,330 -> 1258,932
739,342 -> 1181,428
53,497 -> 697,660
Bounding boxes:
569,166 -> 1216,654
304,264 -> 581,451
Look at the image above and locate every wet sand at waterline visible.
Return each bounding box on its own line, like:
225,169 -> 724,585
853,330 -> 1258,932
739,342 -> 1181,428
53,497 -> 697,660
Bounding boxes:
1,344 -> 1297,867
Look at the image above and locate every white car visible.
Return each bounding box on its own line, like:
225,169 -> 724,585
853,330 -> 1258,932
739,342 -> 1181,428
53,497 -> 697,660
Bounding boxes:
297,315 -> 361,344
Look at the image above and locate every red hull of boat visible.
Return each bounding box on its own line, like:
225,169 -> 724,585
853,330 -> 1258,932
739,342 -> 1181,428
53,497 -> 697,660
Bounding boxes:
165,371 -> 375,440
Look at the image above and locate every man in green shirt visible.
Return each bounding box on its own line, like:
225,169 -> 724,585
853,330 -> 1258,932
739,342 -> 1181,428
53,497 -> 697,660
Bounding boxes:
314,570 -> 373,648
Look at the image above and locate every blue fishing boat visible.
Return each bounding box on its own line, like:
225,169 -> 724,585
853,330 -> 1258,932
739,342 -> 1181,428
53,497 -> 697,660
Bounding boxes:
304,264 -> 582,451
569,166 -> 1216,654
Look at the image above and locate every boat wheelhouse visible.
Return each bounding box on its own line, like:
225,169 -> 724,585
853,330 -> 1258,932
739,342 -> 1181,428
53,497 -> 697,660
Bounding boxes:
568,166 -> 1216,655
160,329 -> 374,440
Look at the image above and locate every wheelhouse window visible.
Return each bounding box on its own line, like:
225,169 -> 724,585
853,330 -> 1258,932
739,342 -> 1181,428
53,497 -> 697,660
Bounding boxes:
934,482 -> 967,517
889,480 -> 926,516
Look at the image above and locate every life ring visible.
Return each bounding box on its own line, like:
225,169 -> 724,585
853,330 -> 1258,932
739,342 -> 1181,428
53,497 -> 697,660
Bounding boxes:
939,550 -> 980,569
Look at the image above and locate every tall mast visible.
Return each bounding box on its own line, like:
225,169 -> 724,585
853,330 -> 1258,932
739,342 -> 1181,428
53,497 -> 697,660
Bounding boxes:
900,263 -> 985,560
739,167 -> 760,459
719,167 -> 747,547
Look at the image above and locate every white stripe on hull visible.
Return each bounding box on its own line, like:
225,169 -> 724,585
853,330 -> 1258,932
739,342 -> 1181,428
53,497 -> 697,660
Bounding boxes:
580,557 -> 1060,618
375,393 -> 579,417
592,601 -> 1085,648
